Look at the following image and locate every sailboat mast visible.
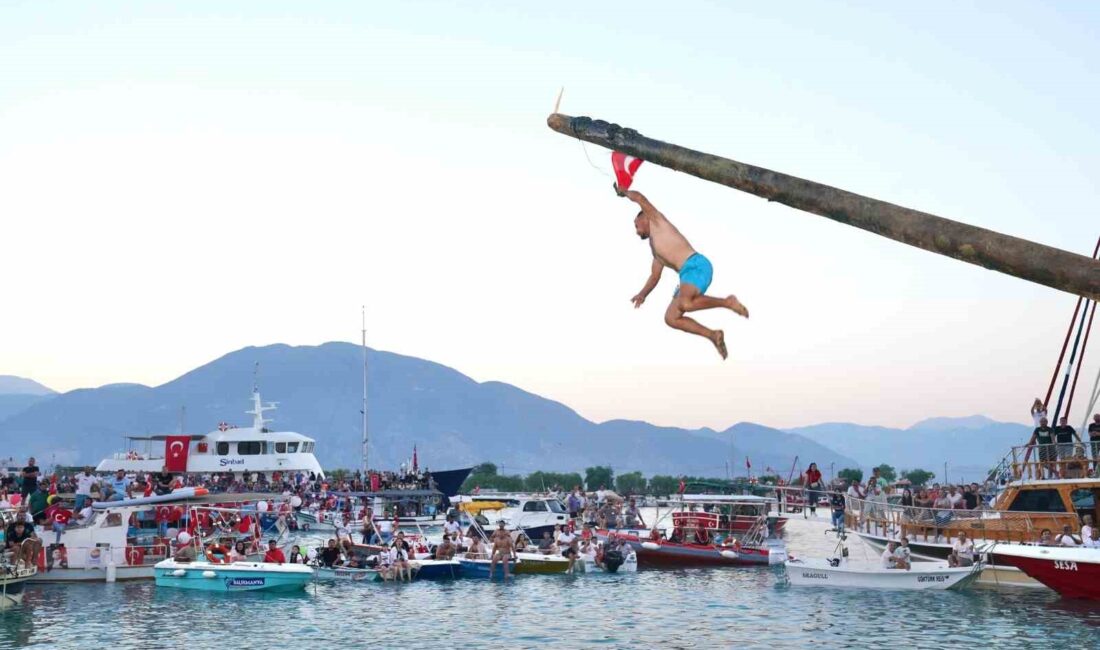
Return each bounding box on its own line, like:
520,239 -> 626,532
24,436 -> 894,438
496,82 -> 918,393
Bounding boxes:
361,306 -> 369,476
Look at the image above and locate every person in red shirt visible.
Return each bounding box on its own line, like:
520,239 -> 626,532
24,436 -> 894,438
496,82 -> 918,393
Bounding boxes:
44,497 -> 73,544
804,463 -> 824,518
262,539 -> 286,564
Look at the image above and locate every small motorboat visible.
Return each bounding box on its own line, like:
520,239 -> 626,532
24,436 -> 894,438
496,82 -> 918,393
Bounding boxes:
313,564 -> 379,582
408,559 -> 462,580
457,555 -> 516,579
578,549 -> 638,574
511,552 -> 570,575
154,559 -> 313,593
785,558 -> 981,591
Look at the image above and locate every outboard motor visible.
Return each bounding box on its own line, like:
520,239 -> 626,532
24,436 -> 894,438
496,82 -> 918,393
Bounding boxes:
603,548 -> 625,573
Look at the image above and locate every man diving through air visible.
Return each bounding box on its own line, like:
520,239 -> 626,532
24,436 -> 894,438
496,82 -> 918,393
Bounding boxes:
623,189 -> 749,360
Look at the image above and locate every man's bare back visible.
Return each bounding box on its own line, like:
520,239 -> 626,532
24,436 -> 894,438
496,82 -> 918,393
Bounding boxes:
624,190 -> 748,359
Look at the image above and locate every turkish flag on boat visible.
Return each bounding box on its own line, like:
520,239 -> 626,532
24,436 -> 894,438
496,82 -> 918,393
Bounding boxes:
164,435 -> 190,473
611,152 -> 643,192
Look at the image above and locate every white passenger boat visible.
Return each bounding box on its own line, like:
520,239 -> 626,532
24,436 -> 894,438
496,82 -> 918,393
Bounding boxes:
785,557 -> 981,590
97,390 -> 325,479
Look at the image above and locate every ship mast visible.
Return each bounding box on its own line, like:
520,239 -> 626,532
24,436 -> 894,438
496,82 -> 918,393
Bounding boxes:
361,306 -> 369,476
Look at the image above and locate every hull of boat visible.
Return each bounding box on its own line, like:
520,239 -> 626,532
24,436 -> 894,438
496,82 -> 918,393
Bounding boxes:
990,545 -> 1100,599
154,560 -> 312,593
599,532 -> 778,567
0,571 -> 32,609
410,560 -> 462,580
512,553 -> 569,574
30,565 -> 155,582
293,512 -> 337,531
458,558 -> 515,578
785,559 -> 980,591
314,566 -> 379,581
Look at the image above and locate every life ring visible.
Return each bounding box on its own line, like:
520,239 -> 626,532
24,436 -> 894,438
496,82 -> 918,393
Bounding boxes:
205,544 -> 231,564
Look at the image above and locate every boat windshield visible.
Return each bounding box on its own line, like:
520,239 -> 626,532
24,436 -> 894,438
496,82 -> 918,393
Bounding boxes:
546,500 -> 566,514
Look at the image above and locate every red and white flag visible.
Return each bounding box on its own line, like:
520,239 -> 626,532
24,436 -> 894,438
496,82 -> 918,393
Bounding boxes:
412,445 -> 419,472
745,457 -> 752,470
611,151 -> 643,191
165,436 -> 190,473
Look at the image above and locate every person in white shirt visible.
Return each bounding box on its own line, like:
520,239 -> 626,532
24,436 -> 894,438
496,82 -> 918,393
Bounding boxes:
1080,515 -> 1094,542
881,541 -> 900,569
377,518 -> 393,543
1031,397 -> 1047,427
946,486 -> 963,509
76,504 -> 95,524
892,536 -> 912,570
948,532 -> 975,567
74,467 -> 99,511
1055,524 -> 1082,547
443,513 -> 463,541
1083,527 -> 1100,549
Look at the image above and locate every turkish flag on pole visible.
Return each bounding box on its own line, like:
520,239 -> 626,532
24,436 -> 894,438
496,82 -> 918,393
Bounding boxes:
611,152 -> 643,191
745,457 -> 752,470
164,436 -> 190,473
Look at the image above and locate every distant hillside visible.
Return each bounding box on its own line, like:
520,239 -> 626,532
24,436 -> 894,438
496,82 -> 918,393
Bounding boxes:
786,416 -> 1033,482
0,375 -> 55,396
0,394 -> 54,422
0,343 -> 858,475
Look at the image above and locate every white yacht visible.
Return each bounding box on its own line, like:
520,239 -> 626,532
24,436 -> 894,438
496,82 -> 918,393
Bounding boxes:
96,390 -> 325,479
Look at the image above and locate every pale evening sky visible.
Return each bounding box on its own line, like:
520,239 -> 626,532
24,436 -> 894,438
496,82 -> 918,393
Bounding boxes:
1,1 -> 1097,431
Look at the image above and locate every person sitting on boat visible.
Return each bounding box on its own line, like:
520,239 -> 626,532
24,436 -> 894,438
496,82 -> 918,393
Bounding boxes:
153,466 -> 174,496
881,541 -> 901,569
1037,528 -> 1055,546
892,537 -> 912,570
1083,527 -> 1100,549
319,539 -> 342,568
1055,524 -> 1082,547
563,538 -> 581,572
624,499 -> 645,529
466,536 -> 487,559
443,512 -> 463,541
228,541 -> 248,563
1082,515 -> 1095,542
692,523 -> 711,546
1065,447 -> 1088,479
932,492 -> 953,542
489,525 -> 515,580
647,527 -> 663,542
263,539 -> 286,564
536,531 -> 558,555
668,526 -> 684,544
435,535 -> 457,560
514,533 -> 530,552
4,519 -> 40,569
288,544 -> 307,564
947,532 -> 975,567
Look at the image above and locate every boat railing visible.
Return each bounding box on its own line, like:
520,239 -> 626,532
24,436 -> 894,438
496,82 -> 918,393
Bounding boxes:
842,495 -> 1079,545
993,443 -> 1095,482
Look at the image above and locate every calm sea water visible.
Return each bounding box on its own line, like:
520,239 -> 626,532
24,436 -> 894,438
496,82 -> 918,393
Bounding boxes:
3,560 -> 1099,649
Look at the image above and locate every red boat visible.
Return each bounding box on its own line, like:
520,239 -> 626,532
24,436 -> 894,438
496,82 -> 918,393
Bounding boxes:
596,495 -> 789,567
990,544 -> 1100,599
596,530 -> 784,566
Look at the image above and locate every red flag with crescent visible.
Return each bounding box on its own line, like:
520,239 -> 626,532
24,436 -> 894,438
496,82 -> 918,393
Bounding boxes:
165,435 -> 190,473
611,152 -> 643,191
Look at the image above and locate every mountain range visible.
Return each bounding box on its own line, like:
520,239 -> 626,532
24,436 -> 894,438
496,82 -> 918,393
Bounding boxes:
0,343 -> 857,475
0,343 -> 1033,481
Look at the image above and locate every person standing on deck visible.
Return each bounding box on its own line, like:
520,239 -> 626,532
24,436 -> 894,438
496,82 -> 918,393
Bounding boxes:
1028,418 -> 1055,479
622,189 -> 749,360
803,463 -> 823,518
1054,417 -> 1077,477
1088,413 -> 1100,470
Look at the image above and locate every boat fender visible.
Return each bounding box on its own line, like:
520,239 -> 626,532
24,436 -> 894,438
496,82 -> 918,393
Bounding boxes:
171,569 -> 187,577
205,544 -> 231,564
202,570 -> 217,578
720,550 -> 739,560
641,542 -> 661,551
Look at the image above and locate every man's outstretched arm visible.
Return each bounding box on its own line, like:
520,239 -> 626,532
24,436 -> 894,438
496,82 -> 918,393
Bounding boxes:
632,258 -> 664,308
623,189 -> 658,215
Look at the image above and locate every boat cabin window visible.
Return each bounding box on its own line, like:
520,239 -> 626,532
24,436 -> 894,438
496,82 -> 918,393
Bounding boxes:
216,442 -> 229,456
1071,488 -> 1096,516
1007,489 -> 1066,512
104,513 -> 123,527
546,500 -> 566,514
287,442 -> 299,453
238,441 -> 263,455
275,442 -> 286,453
522,501 -> 548,512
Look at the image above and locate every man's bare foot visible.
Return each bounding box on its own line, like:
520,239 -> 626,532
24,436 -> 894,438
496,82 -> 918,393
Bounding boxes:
711,330 -> 728,360
726,295 -> 749,319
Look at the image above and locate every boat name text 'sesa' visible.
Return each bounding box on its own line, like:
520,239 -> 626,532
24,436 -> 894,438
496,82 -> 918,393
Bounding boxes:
1053,560 -> 1079,571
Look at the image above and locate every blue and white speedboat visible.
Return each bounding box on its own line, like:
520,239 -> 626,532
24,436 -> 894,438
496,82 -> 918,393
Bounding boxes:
410,559 -> 462,580
154,559 -> 312,593
458,556 -> 516,579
